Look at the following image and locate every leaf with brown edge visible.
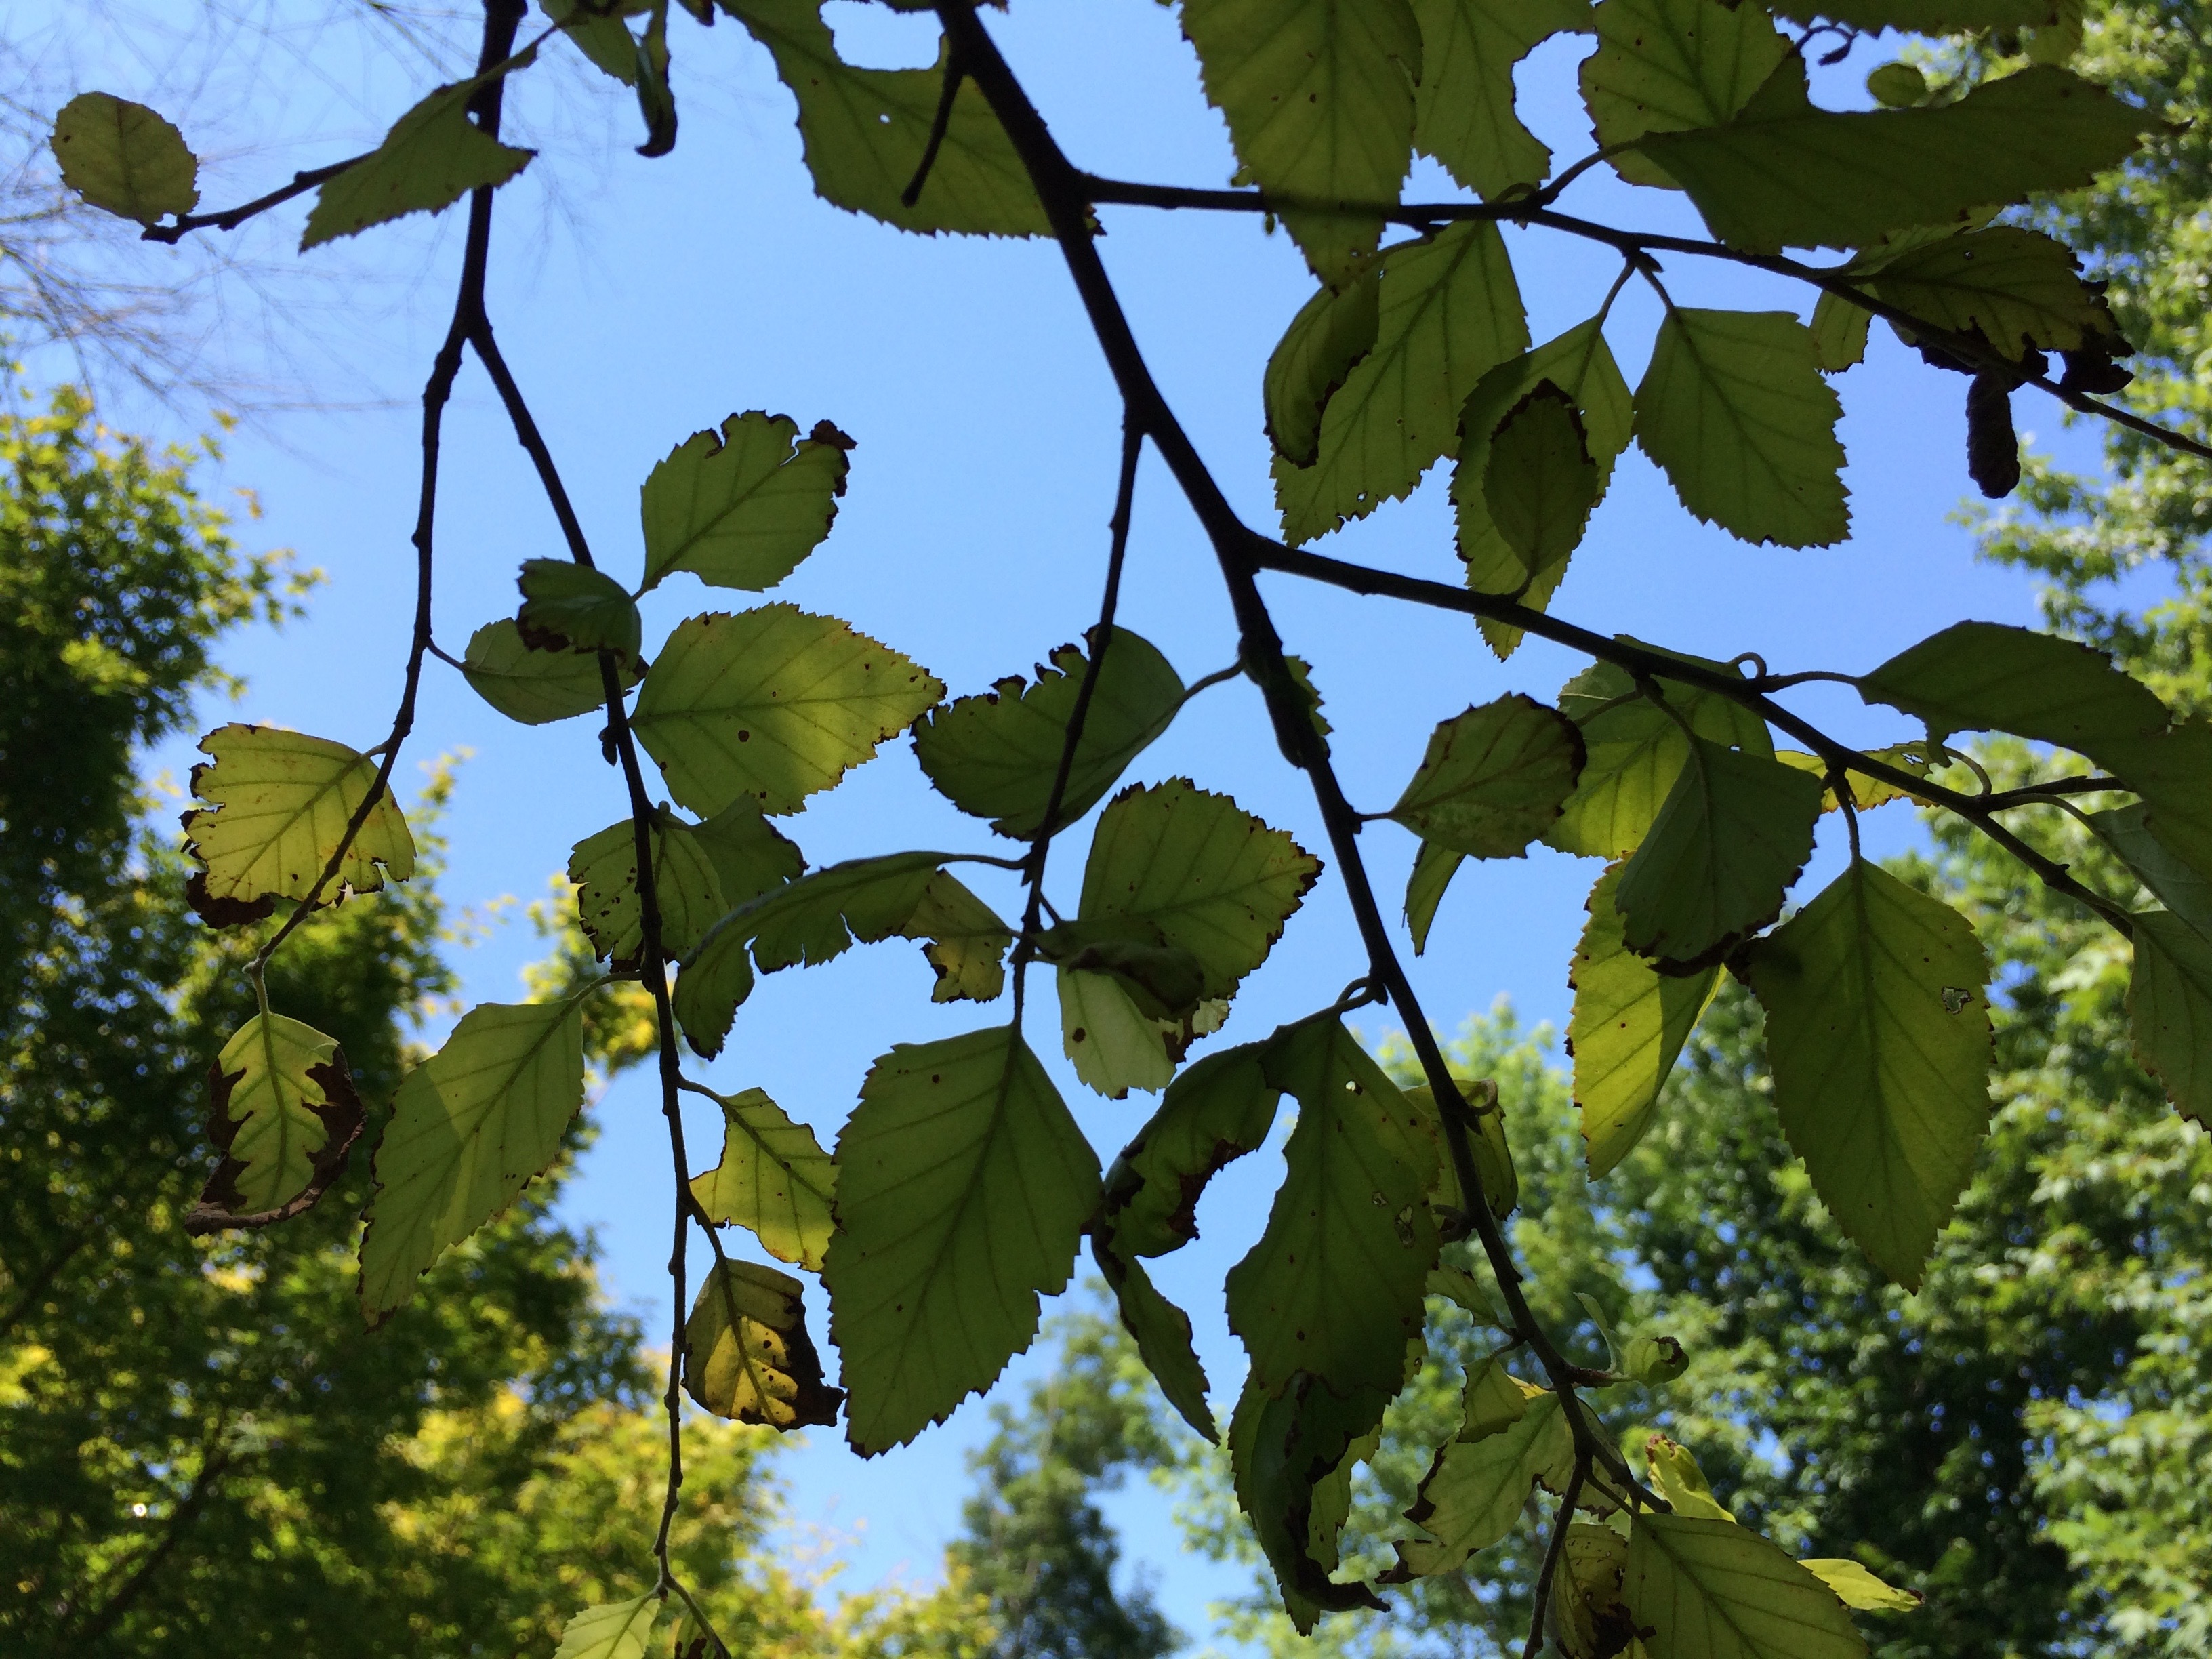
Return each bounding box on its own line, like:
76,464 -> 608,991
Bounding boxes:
683,1258 -> 844,1429
640,411 -> 853,594
183,724 -> 417,908
184,869 -> 274,930
186,1015 -> 365,1234
1099,1040 -> 1284,1261
1230,1371 -> 1393,1631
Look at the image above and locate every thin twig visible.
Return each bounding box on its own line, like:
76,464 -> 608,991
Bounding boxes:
1522,1459 -> 1588,1659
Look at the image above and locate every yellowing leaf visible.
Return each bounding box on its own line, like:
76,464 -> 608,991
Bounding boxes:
187,1014 -> 365,1233
1094,1241 -> 1216,1441
1387,1391 -> 1573,1577
1616,737 -> 1822,970
1740,861 -> 1994,1289
2127,909 -> 2212,1127
1644,1433 -> 1736,1521
1226,1019 -> 1439,1402
720,0 -> 1046,236
1265,267 -> 1382,467
1555,1523 -> 1636,1659
825,1025 -> 1099,1453
1099,1042 -> 1283,1260
1078,780 -> 1319,1000
183,724 -> 417,907
302,66 -> 534,249
639,411 -> 852,594
690,1084 -> 836,1270
567,808 -> 729,964
1179,0 -> 1422,285
913,628 -> 1186,839
1580,0 -> 1789,190
683,1258 -> 843,1429
552,1595 -> 659,1659
357,996 -> 587,1324
1858,619 -> 2169,752
631,603 -> 944,817
1410,0 -> 1589,201
1391,694 -> 1584,859
1799,1557 -> 1923,1613
460,619 -> 636,726
1866,227 -> 2118,360
1640,62 -> 2152,253
1275,223 -> 1528,544
1571,861 -> 1720,1176
1634,308 -> 1848,548
1772,745 -> 1937,813
1626,1512 -> 1869,1659
49,92 -> 199,224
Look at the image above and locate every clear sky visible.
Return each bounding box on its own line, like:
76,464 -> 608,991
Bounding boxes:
17,0 -> 2120,1643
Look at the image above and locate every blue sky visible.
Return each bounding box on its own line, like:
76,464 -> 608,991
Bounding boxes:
19,0 -> 2122,1643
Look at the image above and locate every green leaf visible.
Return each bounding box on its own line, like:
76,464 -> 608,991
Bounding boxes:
1179,0 -> 1422,285
1455,319 -> 1635,657
689,796 -> 806,910
182,724 -> 417,906
1571,861 -> 1719,1176
1264,268 -> 1382,467
1427,1264 -> 1510,1327
1616,736 -> 1822,971
1580,0 -> 1790,190
358,995 -> 588,1324
1483,386 -> 1603,577
2089,803 -> 2212,935
459,619 -> 636,725
674,854 -> 1008,1057
1405,1079 -> 1517,1218
1078,780 -> 1321,1000
516,560 -> 644,664
1225,1019 -> 1439,1401
1094,1240 -> 1217,1441
631,602 -> 945,817
1740,861 -> 1993,1288
689,1084 -> 836,1270
1635,308 -> 1849,548
1864,227 -> 2116,360
1230,1373 -> 1392,1630
1639,62 -> 2153,253
1409,0 -> 1590,201
1099,1042 -> 1284,1260
1767,0 -> 2057,28
1275,223 -> 1528,544
1799,1557 -> 1923,1613
1387,1389 -> 1572,1577
567,807 -> 727,964
718,0 -> 1046,237
682,1258 -> 843,1429
1404,839 -> 1465,954
552,1595 -> 659,1659
188,1015 -> 365,1231
825,1025 -> 1099,1453
302,64 -> 535,249
1858,619 -> 2169,752
914,628 -> 1186,839
1547,657 -> 1774,859
1773,744 -> 1937,813
2095,720 -> 2212,879
1456,1351 -> 1539,1439
1391,694 -> 1585,859
1644,1433 -> 1737,1521
1059,968 -> 1178,1099
1809,291 -> 1872,373
49,92 -> 199,224
2127,909 -> 2212,1127
639,411 -> 853,594
1626,1512 -> 1869,1659
544,0 -> 646,85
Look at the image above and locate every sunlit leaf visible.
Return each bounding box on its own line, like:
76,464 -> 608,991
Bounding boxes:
1409,0 -> 1590,201
183,724 -> 417,907
2127,909 -> 2212,1127
516,559 -> 642,663
544,0 -> 646,85
689,796 -> 806,909
1275,224 -> 1528,544
459,619 -> 636,726
1391,695 -> 1584,861
1231,1373 -> 1392,1630
1581,0 -> 1789,190
1634,308 -> 1848,548
1099,1042 -> 1284,1260
1740,860 -> 1993,1289
1799,1557 -> 1923,1613
552,1595 -> 659,1659
639,411 -> 852,594
914,628 -> 1185,838
1406,1078 -> 1517,1218
690,1084 -> 836,1270
187,1014 -> 365,1232
1387,1387 -> 1571,1577
49,92 -> 198,224
1555,1523 -> 1636,1659
1570,861 -> 1719,1176
1059,968 -> 1178,1099
1179,0 -> 1422,285
2095,720 -> 2212,878
1626,1512 -> 1869,1659
1265,268 -> 1382,467
1809,291 -> 1872,372
1405,838 -> 1465,954
825,1025 -> 1099,1453
631,603 -> 944,817
1772,744 -> 1937,812
1094,1239 -> 1216,1441
1484,386 -> 1602,577
358,995 -> 588,1324
718,0 -> 1046,236
1226,1019 -> 1439,1401
567,808 -> 727,963
1640,62 -> 2152,253
302,63 -> 535,249
1865,227 -> 2118,360
1858,619 -> 2169,752
1644,1433 -> 1737,1521
683,1258 -> 843,1428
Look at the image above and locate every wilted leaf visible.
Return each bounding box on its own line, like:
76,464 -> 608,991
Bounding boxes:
683,1258 -> 843,1428
1099,1042 -> 1284,1261
187,1015 -> 365,1232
